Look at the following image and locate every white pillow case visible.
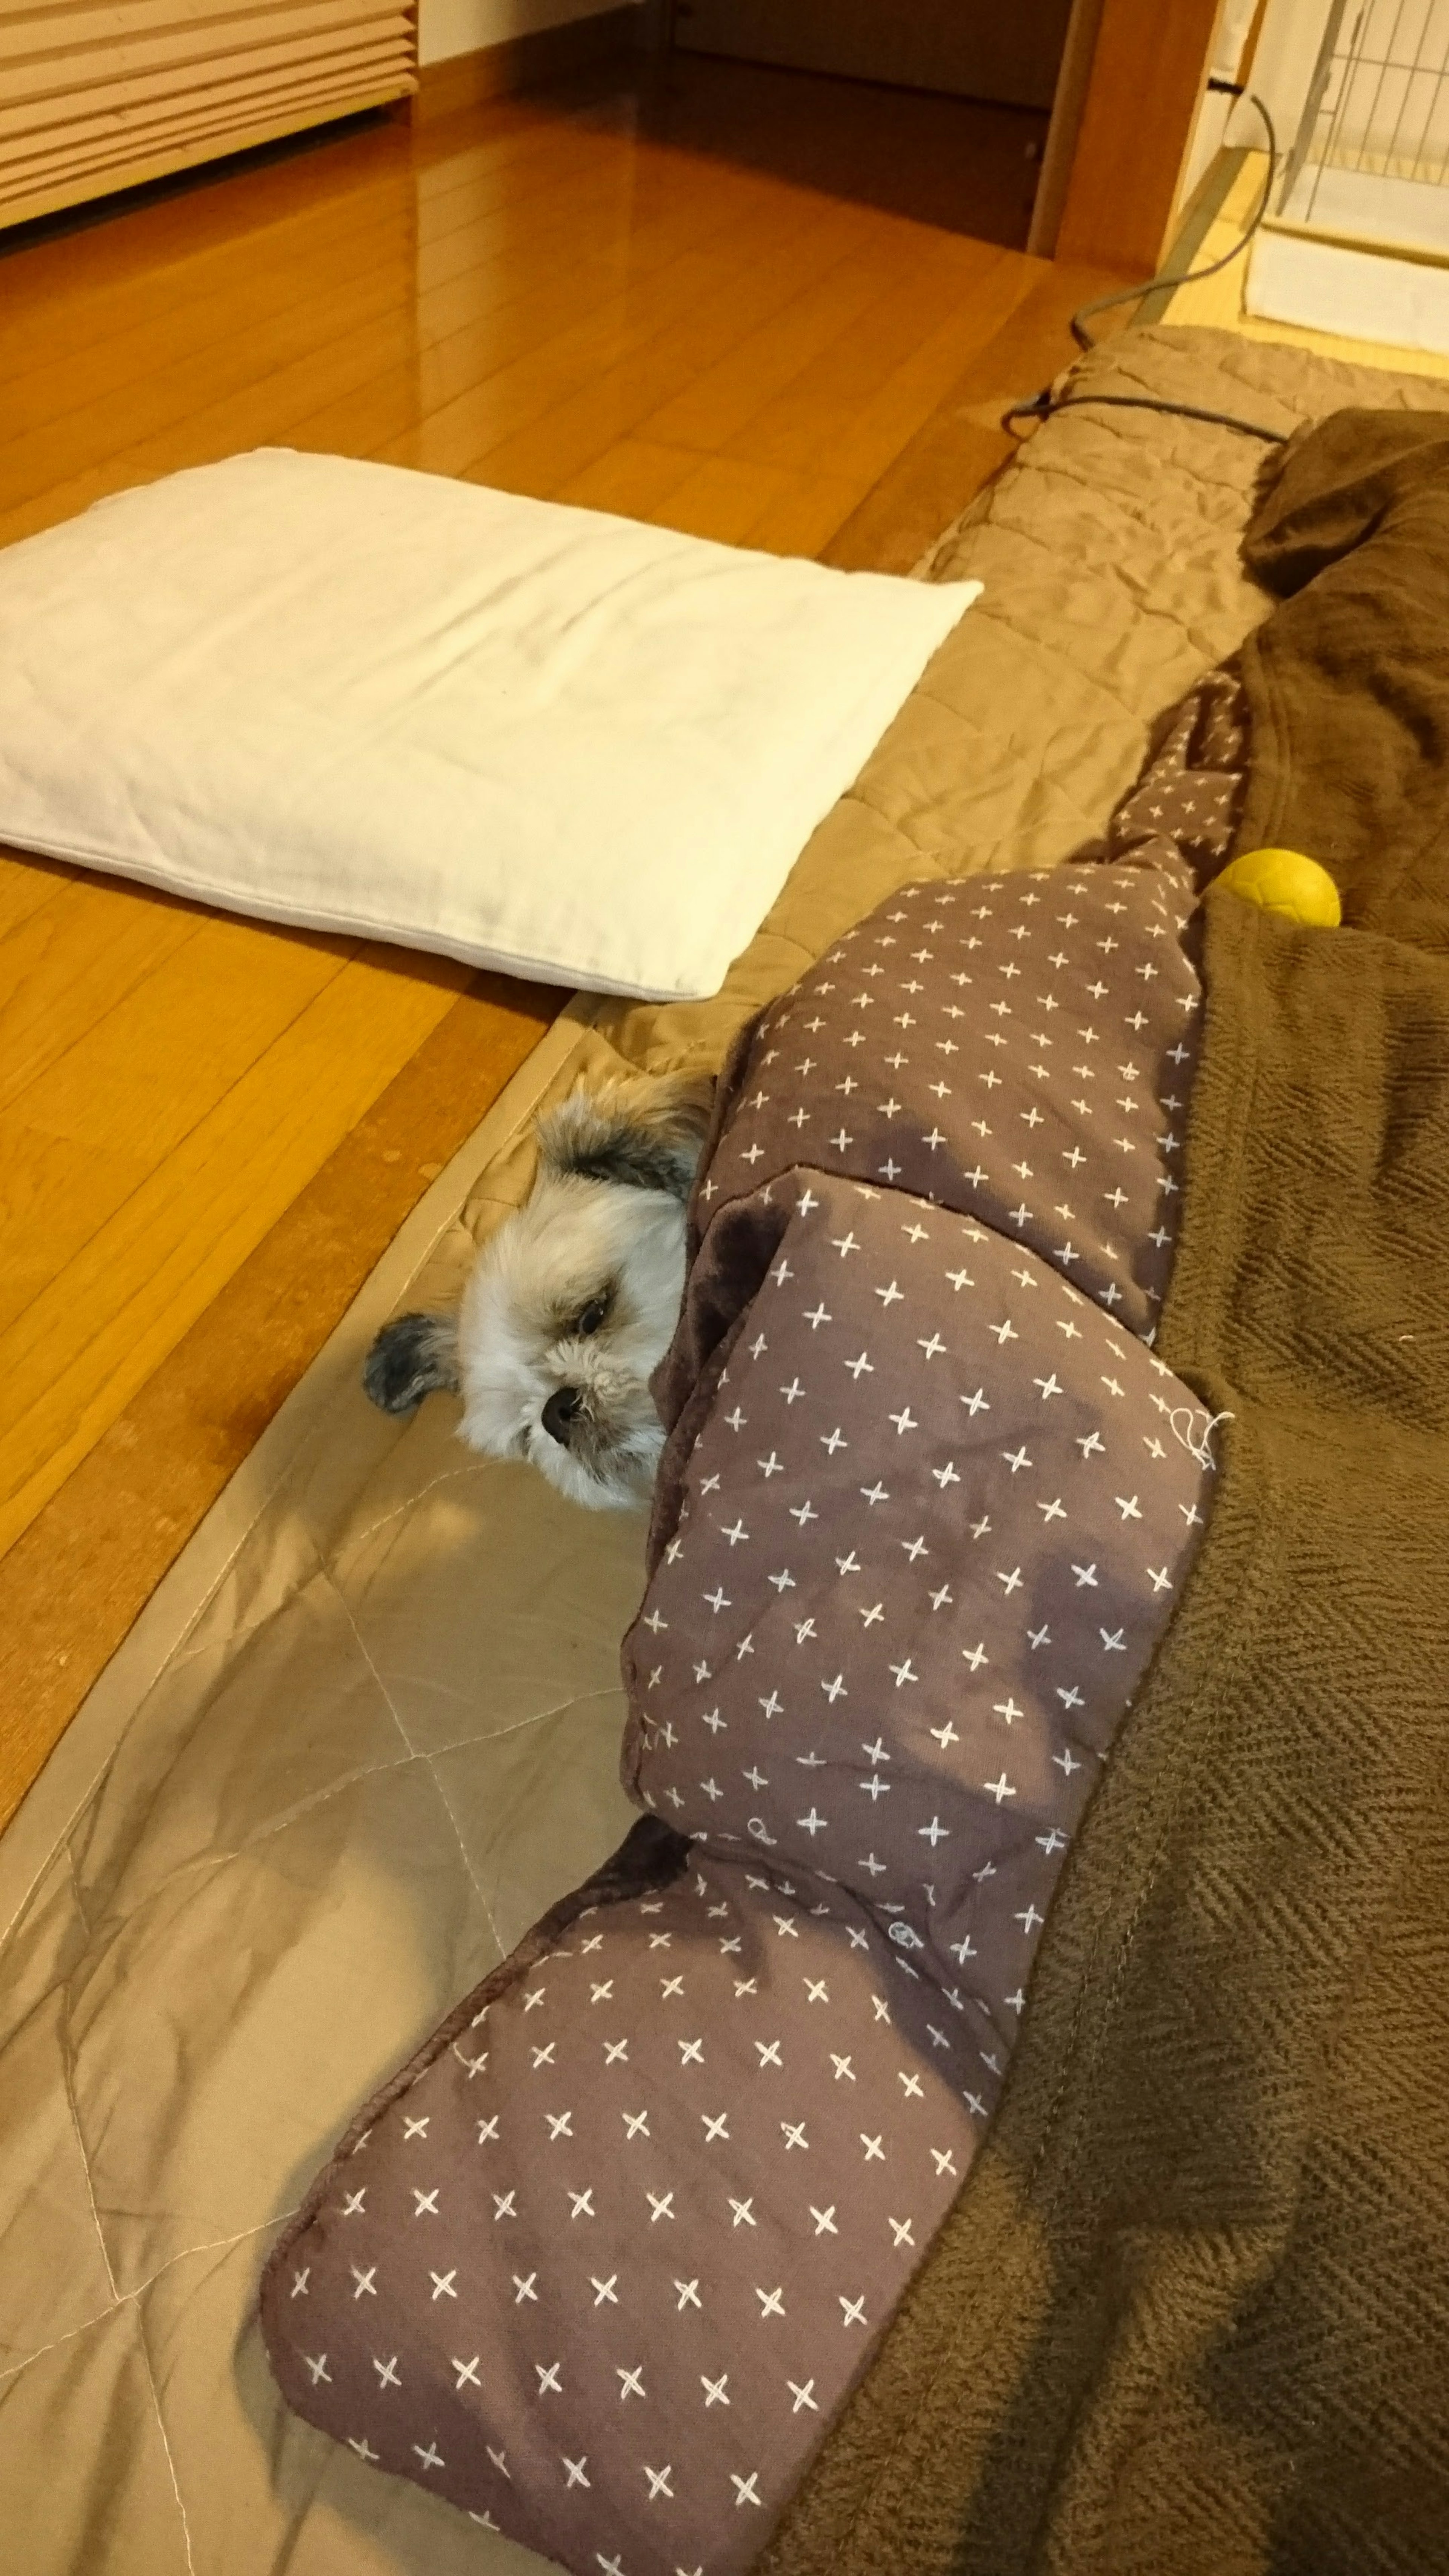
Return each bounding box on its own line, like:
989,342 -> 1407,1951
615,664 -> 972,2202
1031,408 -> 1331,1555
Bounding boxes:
0,452 -> 979,1001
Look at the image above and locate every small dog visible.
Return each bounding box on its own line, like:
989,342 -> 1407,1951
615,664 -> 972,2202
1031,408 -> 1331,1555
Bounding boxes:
364,1070 -> 714,1507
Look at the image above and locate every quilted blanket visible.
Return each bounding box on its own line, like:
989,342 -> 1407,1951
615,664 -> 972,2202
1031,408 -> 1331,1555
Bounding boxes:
261,840 -> 1227,2567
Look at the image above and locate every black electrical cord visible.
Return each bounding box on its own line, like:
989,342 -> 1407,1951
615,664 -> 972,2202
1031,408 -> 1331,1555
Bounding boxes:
1001,388 -> 1287,443
1004,86 -> 1290,449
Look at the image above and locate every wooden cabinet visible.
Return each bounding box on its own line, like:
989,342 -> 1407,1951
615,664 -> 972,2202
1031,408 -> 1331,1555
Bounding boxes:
1,0 -> 417,233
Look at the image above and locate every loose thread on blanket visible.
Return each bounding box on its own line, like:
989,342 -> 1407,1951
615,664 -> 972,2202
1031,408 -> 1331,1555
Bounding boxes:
1167,1406 -> 1234,1472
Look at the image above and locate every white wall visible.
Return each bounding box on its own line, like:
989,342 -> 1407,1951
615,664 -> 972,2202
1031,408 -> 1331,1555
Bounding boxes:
1247,0 -> 1335,144
418,0 -> 635,71
1177,0 -> 1274,209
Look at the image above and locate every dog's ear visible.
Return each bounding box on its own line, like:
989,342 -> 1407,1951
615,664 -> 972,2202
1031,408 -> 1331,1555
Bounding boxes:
537,1071 -> 716,1203
363,1311 -> 460,1415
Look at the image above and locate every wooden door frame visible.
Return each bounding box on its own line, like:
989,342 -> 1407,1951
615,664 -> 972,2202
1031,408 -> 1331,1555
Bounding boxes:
655,0 -> 1225,281
1036,0 -> 1227,269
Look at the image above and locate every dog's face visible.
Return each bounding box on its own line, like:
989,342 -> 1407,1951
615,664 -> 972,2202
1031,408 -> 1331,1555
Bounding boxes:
364,1071 -> 713,1508
456,1169 -> 689,1507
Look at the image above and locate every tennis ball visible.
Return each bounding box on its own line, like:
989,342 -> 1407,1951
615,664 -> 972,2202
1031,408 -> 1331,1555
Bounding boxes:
1216,847 -> 1341,929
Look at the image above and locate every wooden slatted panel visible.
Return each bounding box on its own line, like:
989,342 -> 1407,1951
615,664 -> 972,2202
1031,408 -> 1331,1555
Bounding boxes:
0,0 -> 416,230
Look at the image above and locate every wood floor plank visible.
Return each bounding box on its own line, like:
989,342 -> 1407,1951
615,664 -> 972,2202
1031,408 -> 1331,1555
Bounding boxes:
552,436 -> 703,518
2,135 -> 636,453
0,874 -> 201,1118
1,265 -> 414,511
9,914 -> 350,1157
646,452 -> 794,543
820,257 -> 1131,575
632,223 -> 923,453
288,214 -> 737,463
0,946 -> 469,1552
0,852 -> 70,941
789,256 -> 1047,491
0,95 -> 595,369
737,468 -> 864,559
0,916 -> 355,1335
0,152 -> 652,512
719,243 -> 1018,471
453,201 -> 894,497
0,154 -> 784,541
388,192 -> 872,483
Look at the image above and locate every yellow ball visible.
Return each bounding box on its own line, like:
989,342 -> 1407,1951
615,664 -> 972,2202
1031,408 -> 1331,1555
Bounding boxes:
1216,847 -> 1341,929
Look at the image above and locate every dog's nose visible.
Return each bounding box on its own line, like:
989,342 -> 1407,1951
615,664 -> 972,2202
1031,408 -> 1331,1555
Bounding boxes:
542,1386 -> 583,1447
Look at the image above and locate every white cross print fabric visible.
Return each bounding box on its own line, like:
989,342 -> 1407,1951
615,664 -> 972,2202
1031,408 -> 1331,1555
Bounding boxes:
264,1856 -> 978,2576
694,859 -> 1202,1340
627,1173 -> 1210,2036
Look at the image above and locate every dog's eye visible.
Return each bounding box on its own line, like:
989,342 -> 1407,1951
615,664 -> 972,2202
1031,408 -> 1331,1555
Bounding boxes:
576,1297 -> 608,1337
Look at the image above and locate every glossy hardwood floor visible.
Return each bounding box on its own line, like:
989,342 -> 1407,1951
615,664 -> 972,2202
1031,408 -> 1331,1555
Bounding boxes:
0,49 -> 1123,1825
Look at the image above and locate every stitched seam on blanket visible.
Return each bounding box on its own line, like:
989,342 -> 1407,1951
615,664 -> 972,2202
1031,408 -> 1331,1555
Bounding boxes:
59,2023 -> 118,2295
0,2210 -> 297,2388
137,2308 -> 197,2573
321,1457 -> 491,1573
54,1689 -> 627,1927
324,1565 -> 504,1967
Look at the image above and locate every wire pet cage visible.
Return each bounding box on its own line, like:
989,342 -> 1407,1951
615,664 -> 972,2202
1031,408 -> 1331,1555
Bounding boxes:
1248,0 -> 1449,351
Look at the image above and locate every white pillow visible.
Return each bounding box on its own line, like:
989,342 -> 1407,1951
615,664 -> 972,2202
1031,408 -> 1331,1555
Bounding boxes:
0,452 -> 978,1001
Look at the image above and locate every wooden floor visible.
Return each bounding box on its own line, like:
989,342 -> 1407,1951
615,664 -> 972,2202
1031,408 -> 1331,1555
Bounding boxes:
0,49 -> 1123,1828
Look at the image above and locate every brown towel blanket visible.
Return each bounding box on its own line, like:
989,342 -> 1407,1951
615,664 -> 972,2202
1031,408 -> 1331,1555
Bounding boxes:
761,416 -> 1449,2576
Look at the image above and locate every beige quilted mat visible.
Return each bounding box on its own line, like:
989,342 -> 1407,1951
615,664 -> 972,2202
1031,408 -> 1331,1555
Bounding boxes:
2,327 -> 1444,2576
